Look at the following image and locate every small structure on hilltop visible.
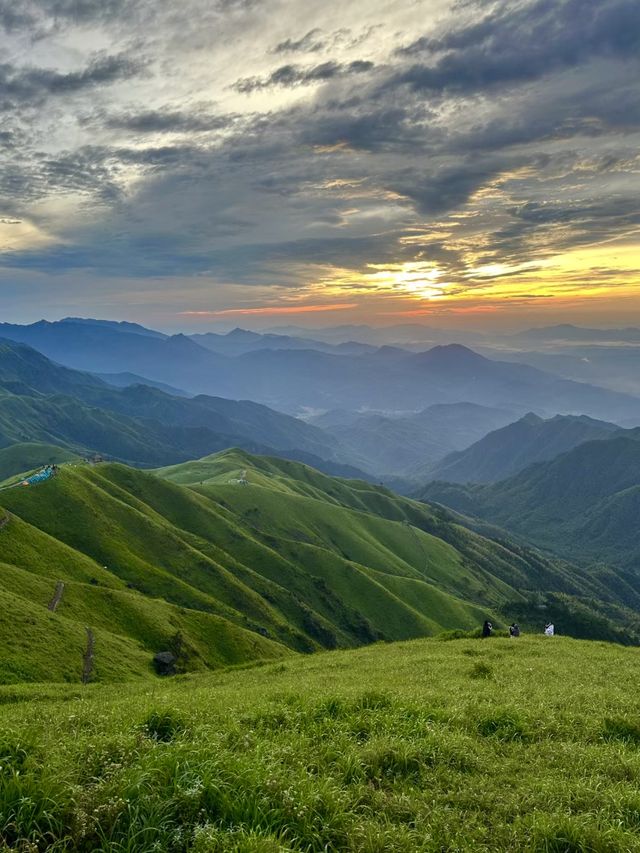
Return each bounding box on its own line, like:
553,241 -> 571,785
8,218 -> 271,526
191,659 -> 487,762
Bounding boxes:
229,468 -> 249,486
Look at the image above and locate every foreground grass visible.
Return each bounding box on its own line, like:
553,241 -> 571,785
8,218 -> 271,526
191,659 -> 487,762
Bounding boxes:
2,635 -> 640,851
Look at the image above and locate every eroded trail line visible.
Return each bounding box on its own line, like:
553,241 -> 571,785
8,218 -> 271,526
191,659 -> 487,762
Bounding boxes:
48,581 -> 65,612
82,627 -> 95,684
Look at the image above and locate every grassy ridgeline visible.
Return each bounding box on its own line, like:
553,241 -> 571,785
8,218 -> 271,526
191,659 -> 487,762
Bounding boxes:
2,635 -> 640,851
1,449 -> 639,685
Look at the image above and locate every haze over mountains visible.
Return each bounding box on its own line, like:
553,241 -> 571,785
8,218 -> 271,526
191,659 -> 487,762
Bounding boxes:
0,338 -> 360,476
311,403 -> 517,479
2,315 -> 640,681
426,413 -> 621,484
419,429 -> 640,576
2,318 -> 640,425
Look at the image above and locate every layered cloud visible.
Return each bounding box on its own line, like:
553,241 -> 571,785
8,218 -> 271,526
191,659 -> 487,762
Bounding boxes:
0,0 -> 638,324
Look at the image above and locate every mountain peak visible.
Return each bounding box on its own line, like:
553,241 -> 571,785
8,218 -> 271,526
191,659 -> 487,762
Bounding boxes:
226,328 -> 261,340
520,412 -> 544,424
418,343 -> 488,367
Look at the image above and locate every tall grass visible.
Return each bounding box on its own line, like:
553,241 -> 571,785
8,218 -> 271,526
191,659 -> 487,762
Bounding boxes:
2,636 -> 640,850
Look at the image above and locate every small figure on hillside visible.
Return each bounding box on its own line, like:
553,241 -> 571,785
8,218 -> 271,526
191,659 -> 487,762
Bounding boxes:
482,620 -> 493,638
509,623 -> 521,638
544,622 -> 555,637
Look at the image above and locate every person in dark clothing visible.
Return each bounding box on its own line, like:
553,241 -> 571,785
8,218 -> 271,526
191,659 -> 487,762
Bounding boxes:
509,623 -> 520,638
482,620 -> 493,638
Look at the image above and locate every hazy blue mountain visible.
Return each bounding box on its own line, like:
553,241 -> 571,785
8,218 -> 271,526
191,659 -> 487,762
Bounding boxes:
3,320 -> 640,424
265,323 -> 488,346
427,413 -> 621,484
95,373 -> 191,397
476,344 -> 640,402
60,318 -> 167,339
0,338 -> 358,474
512,325 -> 640,343
417,429 -> 640,571
313,402 -> 516,478
191,328 -> 373,356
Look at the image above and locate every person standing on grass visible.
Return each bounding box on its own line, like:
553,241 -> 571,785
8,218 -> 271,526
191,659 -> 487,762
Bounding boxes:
482,620 -> 493,638
509,623 -> 520,638
544,622 -> 555,636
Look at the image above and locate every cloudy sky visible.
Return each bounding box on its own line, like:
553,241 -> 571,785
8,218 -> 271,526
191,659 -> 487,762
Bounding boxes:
0,0 -> 639,329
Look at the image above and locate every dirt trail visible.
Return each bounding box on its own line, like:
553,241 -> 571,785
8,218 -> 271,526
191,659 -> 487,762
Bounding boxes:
82,627 -> 95,684
48,581 -> 65,612
0,514 -> 9,530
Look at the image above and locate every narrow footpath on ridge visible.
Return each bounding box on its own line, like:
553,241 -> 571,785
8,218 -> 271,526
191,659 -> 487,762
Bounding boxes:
48,581 -> 65,613
82,628 -> 95,684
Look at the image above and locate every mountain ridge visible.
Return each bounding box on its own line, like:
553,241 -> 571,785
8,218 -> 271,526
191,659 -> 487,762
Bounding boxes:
425,413 -> 621,483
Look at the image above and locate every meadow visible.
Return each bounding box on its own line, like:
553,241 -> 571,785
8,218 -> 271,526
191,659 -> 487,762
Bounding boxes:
3,634 -> 640,852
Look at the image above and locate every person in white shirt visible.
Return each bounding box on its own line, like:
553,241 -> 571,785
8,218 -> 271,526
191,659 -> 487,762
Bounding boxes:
544,623 -> 555,636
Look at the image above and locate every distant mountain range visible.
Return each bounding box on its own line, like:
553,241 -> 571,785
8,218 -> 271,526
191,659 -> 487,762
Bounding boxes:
0,338 -> 366,477
418,429 -> 640,573
191,328 -> 374,357
2,318 -> 640,424
426,413 -> 621,484
311,402 -> 517,478
512,324 -> 640,343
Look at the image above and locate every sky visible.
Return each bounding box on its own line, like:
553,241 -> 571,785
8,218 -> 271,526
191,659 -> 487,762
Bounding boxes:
0,0 -> 639,330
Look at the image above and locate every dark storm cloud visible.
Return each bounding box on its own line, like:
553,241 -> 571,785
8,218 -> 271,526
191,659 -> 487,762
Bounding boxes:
0,145 -> 124,205
388,158 -> 513,216
272,25 -> 380,55
514,197 -> 640,227
234,60 -> 374,93
0,53 -> 144,109
297,102 -> 432,153
0,0 -> 638,314
0,0 -> 135,33
393,0 -> 640,93
3,226 -> 404,279
273,28 -> 325,54
102,108 -> 237,134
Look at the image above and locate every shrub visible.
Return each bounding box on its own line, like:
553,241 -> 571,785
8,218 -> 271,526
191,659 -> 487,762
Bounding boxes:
602,717 -> 640,745
353,691 -> 392,711
470,661 -> 494,679
477,710 -> 531,741
0,737 -> 32,777
141,709 -> 186,742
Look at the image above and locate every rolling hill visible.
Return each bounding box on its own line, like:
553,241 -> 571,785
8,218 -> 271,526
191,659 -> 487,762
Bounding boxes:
0,338 -> 362,475
426,413 -> 620,484
417,430 -> 640,572
1,449 -> 637,683
0,442 -> 79,484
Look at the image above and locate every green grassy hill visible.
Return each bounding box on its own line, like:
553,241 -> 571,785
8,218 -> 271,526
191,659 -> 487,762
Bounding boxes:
0,443 -> 78,484
0,338 -> 363,476
418,430 -> 640,572
1,449 -> 638,686
4,635 -> 640,851
426,412 -> 620,484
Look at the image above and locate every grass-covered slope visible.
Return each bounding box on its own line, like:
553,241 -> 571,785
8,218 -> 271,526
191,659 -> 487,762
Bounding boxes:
418,430 -> 640,572
0,338 -> 358,475
426,412 -> 620,484
0,442 -> 78,483
2,449 -> 638,685
157,450 -> 640,636
4,636 -> 640,851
